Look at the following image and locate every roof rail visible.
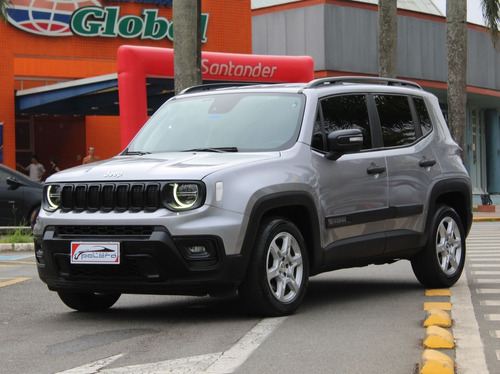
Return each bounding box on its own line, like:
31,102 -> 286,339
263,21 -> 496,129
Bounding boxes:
302,76 -> 422,90
179,82 -> 258,95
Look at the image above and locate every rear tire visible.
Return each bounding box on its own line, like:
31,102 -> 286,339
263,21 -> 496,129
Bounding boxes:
57,291 -> 121,312
411,205 -> 465,288
239,217 -> 309,316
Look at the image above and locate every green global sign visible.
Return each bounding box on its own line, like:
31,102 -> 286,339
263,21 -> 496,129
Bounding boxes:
70,7 -> 209,41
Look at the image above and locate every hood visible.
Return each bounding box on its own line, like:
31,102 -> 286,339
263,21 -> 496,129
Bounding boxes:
45,152 -> 280,183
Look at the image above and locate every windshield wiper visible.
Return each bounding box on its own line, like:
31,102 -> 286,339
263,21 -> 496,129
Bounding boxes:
184,147 -> 238,153
123,150 -> 151,155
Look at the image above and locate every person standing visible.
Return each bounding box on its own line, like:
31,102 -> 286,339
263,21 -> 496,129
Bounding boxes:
16,154 -> 46,182
83,146 -> 101,164
49,157 -> 61,176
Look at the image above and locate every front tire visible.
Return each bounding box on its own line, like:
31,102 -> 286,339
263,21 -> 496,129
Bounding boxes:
239,217 -> 309,316
411,205 -> 466,288
57,291 -> 121,312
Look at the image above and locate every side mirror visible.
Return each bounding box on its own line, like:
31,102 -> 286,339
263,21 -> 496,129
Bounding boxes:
6,177 -> 22,187
325,129 -> 363,160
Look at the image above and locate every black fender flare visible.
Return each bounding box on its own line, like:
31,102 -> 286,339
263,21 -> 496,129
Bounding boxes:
425,176 -> 473,237
239,191 -> 322,273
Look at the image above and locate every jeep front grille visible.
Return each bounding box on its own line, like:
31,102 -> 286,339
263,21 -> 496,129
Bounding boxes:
59,183 -> 161,212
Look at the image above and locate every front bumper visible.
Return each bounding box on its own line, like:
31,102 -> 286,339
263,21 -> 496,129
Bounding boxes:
35,225 -> 246,296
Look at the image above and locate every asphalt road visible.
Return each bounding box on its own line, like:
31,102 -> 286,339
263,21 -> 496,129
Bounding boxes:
1,222 -> 498,374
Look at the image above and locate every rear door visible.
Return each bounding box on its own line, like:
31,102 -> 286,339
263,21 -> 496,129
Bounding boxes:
373,94 -> 442,252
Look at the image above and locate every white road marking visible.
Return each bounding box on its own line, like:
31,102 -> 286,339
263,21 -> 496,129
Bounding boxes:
55,354 -> 125,374
471,271 -> 500,275
476,289 -> 500,294
56,317 -> 286,374
484,314 -> 500,322
469,264 -> 500,268
480,300 -> 500,306
490,331 -> 500,338
473,279 -> 500,284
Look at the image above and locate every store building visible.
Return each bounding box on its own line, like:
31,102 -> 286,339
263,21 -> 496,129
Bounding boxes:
1,0 -> 499,203
252,0 -> 500,202
0,0 -> 252,172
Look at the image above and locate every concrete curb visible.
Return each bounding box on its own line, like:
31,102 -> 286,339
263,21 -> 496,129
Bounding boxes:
473,216 -> 500,222
0,243 -> 34,252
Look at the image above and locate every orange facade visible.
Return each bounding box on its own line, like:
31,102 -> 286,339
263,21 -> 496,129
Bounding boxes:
0,0 -> 252,175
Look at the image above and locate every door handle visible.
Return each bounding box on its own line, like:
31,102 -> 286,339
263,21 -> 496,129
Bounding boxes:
367,165 -> 386,175
419,159 -> 436,168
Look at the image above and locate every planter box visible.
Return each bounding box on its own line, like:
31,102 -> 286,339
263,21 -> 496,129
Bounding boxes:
478,205 -> 496,213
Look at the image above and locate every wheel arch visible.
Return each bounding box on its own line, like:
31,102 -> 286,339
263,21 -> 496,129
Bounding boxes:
425,177 -> 473,237
240,192 -> 322,274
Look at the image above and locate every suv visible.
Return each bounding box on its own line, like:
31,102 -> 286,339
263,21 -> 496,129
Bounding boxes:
34,77 -> 472,316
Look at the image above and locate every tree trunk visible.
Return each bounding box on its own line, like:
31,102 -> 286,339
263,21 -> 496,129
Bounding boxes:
378,0 -> 398,78
446,1 -> 468,165
173,0 -> 202,95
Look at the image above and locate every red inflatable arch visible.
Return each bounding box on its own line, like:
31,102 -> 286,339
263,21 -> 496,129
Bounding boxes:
117,45 -> 315,148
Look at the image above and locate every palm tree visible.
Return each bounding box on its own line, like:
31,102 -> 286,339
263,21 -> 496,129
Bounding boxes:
1,0 -> 11,22
446,0 -> 500,166
446,1 -> 467,165
173,0 -> 202,95
482,0 -> 500,47
378,0 -> 398,78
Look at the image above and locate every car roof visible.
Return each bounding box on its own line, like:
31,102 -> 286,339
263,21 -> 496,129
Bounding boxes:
177,76 -> 427,99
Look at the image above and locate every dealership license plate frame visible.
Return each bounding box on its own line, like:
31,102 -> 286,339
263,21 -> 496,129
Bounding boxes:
70,242 -> 121,265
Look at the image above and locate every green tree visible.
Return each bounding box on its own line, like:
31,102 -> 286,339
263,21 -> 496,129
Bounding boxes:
446,0 -> 500,166
173,0 -> 202,95
482,0 -> 500,48
378,0 -> 398,78
1,0 -> 11,22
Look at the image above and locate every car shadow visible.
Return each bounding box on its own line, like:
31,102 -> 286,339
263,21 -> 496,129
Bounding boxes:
55,267 -> 423,323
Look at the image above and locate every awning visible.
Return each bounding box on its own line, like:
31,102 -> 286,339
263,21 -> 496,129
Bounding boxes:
15,74 -> 176,116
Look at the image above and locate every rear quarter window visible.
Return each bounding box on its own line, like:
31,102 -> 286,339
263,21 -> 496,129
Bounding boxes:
413,97 -> 433,136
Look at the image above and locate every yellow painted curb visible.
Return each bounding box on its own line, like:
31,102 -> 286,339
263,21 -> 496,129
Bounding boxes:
423,307 -> 452,327
423,325 -> 455,349
425,289 -> 451,297
473,216 -> 500,222
424,302 -> 452,311
419,349 -> 454,374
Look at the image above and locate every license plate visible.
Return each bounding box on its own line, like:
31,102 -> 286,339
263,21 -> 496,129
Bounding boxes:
70,242 -> 120,265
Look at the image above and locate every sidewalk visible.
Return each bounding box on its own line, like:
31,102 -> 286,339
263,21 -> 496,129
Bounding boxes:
1,208 -> 499,253
472,205 -> 500,222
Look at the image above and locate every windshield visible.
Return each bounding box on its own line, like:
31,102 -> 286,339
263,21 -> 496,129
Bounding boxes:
126,92 -> 305,153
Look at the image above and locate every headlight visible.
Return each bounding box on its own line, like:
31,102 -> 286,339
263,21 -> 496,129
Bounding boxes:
44,185 -> 61,211
163,183 -> 204,211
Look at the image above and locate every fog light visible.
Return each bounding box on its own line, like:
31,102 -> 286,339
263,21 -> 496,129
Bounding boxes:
187,245 -> 207,254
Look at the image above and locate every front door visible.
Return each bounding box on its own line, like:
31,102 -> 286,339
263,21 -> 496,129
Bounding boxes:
312,94 -> 389,264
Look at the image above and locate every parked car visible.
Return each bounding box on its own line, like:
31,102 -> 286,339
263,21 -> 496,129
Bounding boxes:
34,77 -> 472,316
0,164 -> 43,226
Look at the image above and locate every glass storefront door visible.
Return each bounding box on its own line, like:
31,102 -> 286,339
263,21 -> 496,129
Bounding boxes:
469,107 -> 487,194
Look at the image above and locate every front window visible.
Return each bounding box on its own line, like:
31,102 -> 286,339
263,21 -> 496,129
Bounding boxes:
126,92 -> 305,153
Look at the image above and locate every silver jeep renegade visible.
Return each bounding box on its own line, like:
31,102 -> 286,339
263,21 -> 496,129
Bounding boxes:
34,77 -> 472,316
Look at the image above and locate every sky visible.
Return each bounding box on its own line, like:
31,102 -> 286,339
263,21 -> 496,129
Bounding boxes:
432,0 -> 485,26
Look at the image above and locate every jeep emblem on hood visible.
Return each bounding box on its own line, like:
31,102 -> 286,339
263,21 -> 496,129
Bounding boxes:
103,171 -> 123,178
